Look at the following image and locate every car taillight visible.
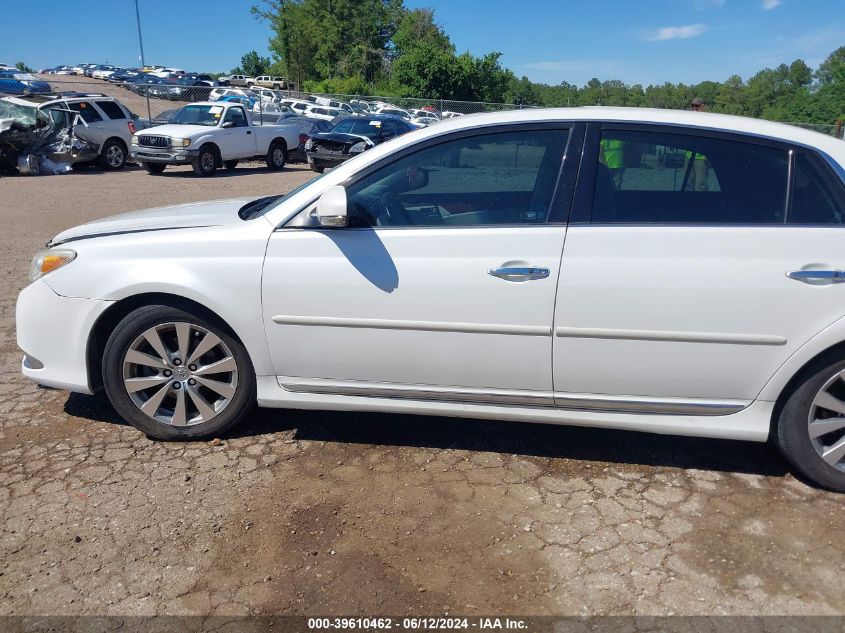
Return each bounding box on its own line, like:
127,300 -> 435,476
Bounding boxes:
299,133 -> 309,145
128,121 -> 136,134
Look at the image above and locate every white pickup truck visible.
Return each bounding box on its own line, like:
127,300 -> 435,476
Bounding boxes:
130,101 -> 300,176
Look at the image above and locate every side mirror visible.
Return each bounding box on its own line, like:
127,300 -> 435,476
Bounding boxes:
221,121 -> 234,128
316,186 -> 348,227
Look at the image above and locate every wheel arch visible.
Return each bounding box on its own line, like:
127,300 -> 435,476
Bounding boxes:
197,141 -> 222,166
86,292 -> 243,392
769,338 -> 845,438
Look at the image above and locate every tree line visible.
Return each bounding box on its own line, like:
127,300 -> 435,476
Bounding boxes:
247,0 -> 844,124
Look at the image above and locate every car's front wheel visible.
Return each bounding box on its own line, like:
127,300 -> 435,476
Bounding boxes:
776,355 -> 845,492
192,146 -> 217,177
102,305 -> 255,440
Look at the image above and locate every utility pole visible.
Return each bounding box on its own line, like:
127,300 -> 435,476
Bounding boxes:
134,0 -> 152,121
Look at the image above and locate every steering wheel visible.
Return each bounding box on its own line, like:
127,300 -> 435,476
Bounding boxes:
373,192 -> 412,226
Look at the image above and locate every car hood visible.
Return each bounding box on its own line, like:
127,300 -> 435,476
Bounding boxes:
312,132 -> 376,146
140,123 -> 217,137
49,197 -> 257,245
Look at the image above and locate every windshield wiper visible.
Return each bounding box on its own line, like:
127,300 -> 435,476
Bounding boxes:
239,195 -> 283,220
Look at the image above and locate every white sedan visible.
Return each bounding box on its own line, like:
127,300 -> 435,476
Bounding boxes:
16,107 -> 845,491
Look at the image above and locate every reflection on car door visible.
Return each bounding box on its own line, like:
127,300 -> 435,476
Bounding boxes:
262,124 -> 582,403
553,123 -> 845,413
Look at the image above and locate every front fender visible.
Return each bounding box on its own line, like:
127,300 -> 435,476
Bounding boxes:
41,222 -> 276,376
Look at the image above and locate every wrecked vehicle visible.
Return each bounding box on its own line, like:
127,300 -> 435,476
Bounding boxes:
0,93 -> 139,173
0,100 -> 98,175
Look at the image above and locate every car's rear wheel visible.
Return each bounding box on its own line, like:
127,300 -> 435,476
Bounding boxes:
224,160 -> 239,170
143,162 -> 166,174
98,139 -> 127,170
776,355 -> 845,492
102,305 -> 255,440
192,146 -> 217,177
266,142 -> 286,171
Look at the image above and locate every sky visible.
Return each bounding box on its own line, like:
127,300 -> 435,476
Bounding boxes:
1,0 -> 843,87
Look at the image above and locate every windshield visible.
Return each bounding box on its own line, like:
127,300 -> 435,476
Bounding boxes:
330,118 -> 383,139
0,100 -> 37,125
170,104 -> 223,126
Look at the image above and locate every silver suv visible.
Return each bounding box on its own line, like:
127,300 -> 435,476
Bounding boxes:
8,92 -> 137,169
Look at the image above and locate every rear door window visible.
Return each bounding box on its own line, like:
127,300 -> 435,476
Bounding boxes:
95,100 -> 126,120
789,151 -> 845,225
591,128 -> 789,224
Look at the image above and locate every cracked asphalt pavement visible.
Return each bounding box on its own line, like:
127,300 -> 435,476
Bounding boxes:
1,167 -> 845,616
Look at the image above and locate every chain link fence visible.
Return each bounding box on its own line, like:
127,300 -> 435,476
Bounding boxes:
3,76 -> 843,138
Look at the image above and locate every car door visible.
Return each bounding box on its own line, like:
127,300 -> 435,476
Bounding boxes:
66,100 -> 105,145
219,106 -> 255,158
552,123 -> 845,412
262,123 -> 582,401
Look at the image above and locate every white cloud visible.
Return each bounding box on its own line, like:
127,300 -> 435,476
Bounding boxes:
694,0 -> 726,9
644,24 -> 708,41
762,0 -> 781,9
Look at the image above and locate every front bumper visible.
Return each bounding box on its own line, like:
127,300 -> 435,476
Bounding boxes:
130,147 -> 198,164
306,149 -> 352,168
16,280 -> 114,394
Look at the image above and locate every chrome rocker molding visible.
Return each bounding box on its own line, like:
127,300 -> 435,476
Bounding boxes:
279,377 -> 748,416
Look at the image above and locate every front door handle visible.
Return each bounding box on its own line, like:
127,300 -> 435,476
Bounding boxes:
488,266 -> 550,281
787,270 -> 845,284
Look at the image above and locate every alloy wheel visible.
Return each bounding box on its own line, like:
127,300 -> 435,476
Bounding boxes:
106,144 -> 124,167
121,322 -> 238,426
807,369 -> 845,471
272,148 -> 284,167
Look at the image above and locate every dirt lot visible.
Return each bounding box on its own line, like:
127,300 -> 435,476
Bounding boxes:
1,165 -> 845,617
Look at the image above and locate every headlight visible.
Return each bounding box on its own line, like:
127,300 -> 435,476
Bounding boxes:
131,135 -> 139,145
348,141 -> 367,154
172,138 -> 191,148
29,249 -> 76,282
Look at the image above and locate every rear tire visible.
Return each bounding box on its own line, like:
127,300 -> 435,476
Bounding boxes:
97,139 -> 127,170
143,162 -> 166,174
266,142 -> 286,171
102,305 -> 255,441
776,355 -> 845,492
223,160 -> 239,170
192,145 -> 217,177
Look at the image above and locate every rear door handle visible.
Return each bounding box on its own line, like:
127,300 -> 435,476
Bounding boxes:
787,270 -> 845,283
488,266 -> 550,281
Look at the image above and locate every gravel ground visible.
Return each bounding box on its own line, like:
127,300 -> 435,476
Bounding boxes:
1,165 -> 845,617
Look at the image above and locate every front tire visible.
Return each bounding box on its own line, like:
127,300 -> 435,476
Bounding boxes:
192,145 -> 217,177
266,142 -> 286,171
776,355 -> 845,492
143,162 -> 166,174
102,305 -> 255,440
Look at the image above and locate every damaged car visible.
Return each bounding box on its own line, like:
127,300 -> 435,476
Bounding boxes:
0,99 -> 98,175
304,114 -> 414,172
0,93 -> 138,174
